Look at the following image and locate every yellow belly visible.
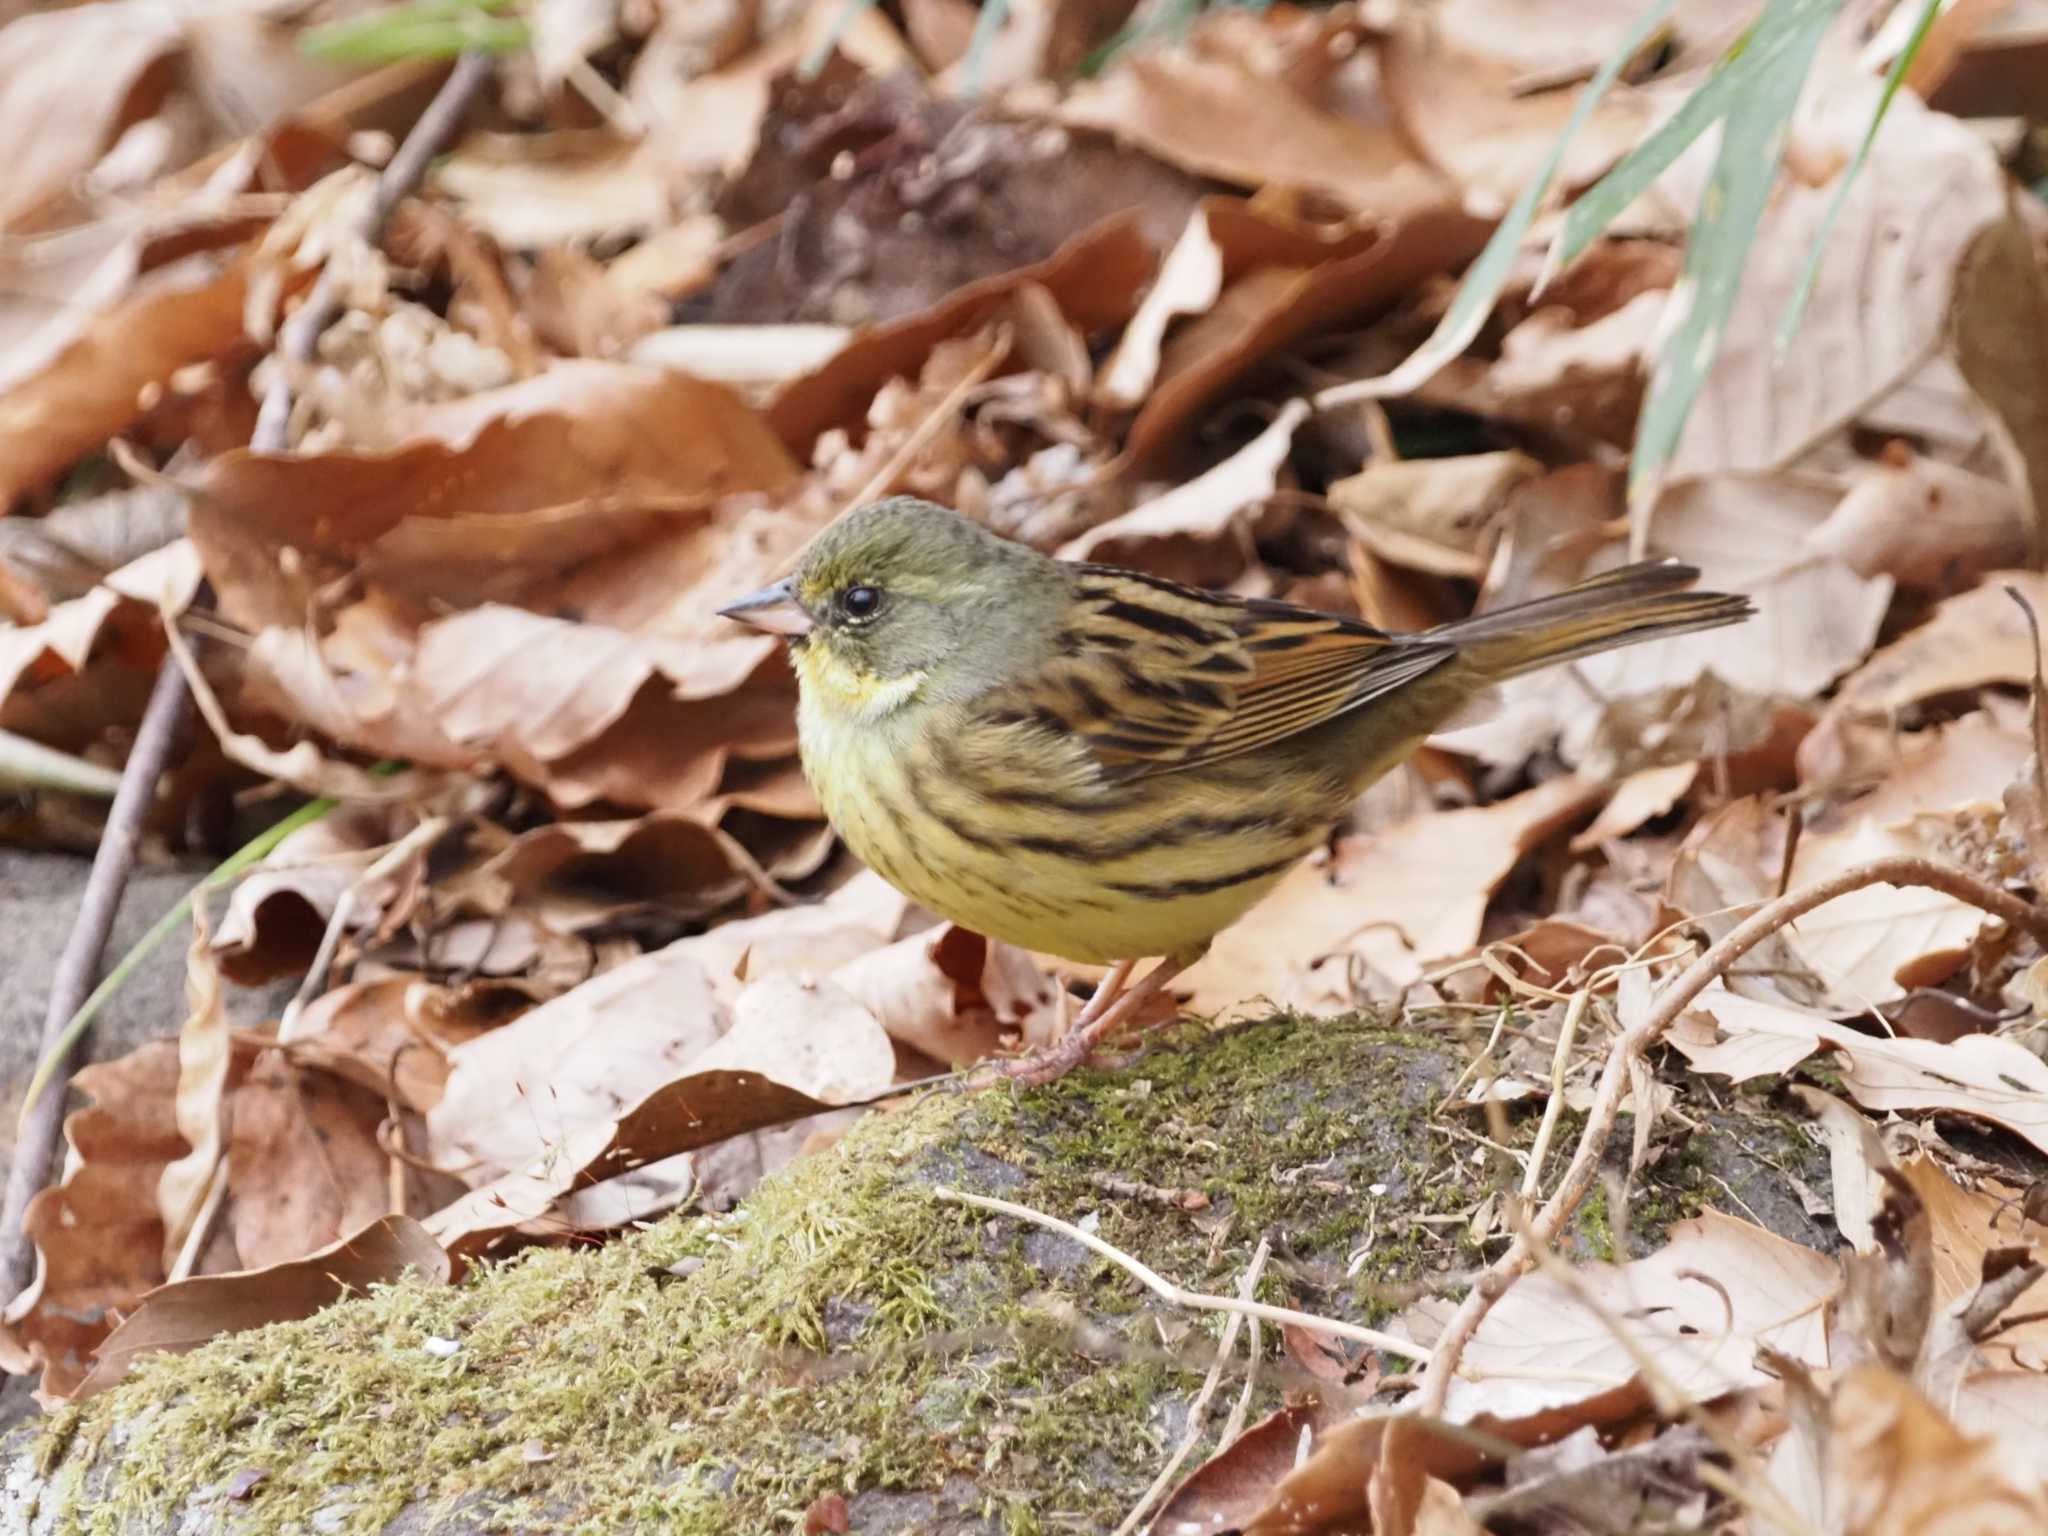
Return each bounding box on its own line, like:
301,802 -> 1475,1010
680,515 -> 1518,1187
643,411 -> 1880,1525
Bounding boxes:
797,686 -> 1329,965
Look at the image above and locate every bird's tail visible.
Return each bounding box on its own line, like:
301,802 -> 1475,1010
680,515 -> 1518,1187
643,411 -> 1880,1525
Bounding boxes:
1435,561 -> 1753,681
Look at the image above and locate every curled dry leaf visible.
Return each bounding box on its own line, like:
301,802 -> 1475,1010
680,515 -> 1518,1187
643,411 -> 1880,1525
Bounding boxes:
1058,399 -> 1307,578
1818,572 -> 2048,747
1329,450 -> 1542,578
423,971 -> 897,1254
1669,76 -> 2008,481
1396,1210 -> 1836,1426
3,1034 -> 400,1400
1671,984 -> 2048,1160
1183,774 -> 1603,1014
0,539 -> 203,749
766,213 -> 1158,456
71,1214 -> 451,1401
1822,1366 -> 2048,1536
1057,16 -> 1454,223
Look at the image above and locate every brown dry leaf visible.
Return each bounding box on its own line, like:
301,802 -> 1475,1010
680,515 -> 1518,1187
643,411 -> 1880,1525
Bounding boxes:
0,0 -> 185,232
1378,12 -> 1650,212
1820,572 -> 2048,738
1398,1211 -> 1836,1425
1149,1404 -> 1337,1534
1951,212 -> 2048,553
211,803 -> 430,984
1569,762 -> 1698,852
1329,450 -> 1542,579
1912,0 -> 2048,117
430,131 -> 670,250
1892,1156 -> 2048,1375
1058,399 -> 1306,573
280,975 -> 525,1114
189,362 -> 800,630
831,925 -> 1065,1066
423,970 -> 896,1253
226,1051 -> 398,1271
1123,205 -> 1492,472
72,1215 -> 452,1400
1183,774 -> 1604,1014
1806,448 -> 2029,591
158,912 -> 233,1273
0,539 -> 203,750
2,1042 -> 191,1398
1825,1366 -> 2048,1536
1669,77 -> 2008,481
0,251 -> 258,507
1057,17 -> 1454,223
767,213 -> 1158,455
1670,984 -> 2048,1159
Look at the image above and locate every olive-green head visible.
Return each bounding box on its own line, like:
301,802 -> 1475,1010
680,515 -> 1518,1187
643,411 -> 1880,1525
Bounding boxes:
717,497 -> 1065,705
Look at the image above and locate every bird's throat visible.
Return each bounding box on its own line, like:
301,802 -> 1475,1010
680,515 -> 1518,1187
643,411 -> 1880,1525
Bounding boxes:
793,642 -> 927,723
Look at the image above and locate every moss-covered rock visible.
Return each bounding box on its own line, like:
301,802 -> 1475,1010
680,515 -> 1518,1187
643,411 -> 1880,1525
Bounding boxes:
1,1012 -> 1836,1535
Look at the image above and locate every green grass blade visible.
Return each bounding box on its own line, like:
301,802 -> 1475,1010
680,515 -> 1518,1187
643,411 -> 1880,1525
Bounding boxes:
1773,0 -> 1943,353
1627,0 -> 1835,525
301,1 -> 528,64
960,0 -> 1012,98
1313,0 -> 1684,408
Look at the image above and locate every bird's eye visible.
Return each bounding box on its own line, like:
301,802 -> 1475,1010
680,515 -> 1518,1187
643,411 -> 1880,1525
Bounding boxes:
839,585 -> 882,621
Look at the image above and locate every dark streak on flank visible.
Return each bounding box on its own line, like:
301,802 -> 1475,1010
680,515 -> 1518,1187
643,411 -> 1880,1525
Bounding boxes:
1192,650 -> 1254,676
1105,855 -> 1299,901
1011,810 -> 1303,863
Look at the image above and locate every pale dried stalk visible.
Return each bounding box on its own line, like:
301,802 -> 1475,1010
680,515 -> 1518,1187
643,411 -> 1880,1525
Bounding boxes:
1413,855 -> 2048,1419
1116,1236 -> 1271,1536
935,1187 -> 1431,1362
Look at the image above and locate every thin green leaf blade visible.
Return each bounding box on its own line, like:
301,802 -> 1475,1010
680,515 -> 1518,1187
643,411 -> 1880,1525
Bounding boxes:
1313,0 -> 1684,409
1627,0 -> 1835,535
1773,0 -> 1943,352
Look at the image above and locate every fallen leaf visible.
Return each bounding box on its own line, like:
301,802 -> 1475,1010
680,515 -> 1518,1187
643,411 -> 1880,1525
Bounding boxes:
1329,450 -> 1542,578
72,1215 -> 451,1400
1671,984 -> 2048,1158
1396,1211 -> 1835,1425
1951,212 -> 2048,554
1669,76 -> 2008,481
1825,1366 -> 2048,1536
1184,775 -> 1604,1013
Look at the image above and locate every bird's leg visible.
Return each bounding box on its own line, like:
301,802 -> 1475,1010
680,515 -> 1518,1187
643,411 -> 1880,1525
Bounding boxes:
1060,959 -> 1135,1040
1003,949 -> 1201,1086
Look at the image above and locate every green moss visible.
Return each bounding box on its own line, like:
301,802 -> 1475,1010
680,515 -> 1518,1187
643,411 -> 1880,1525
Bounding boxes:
24,1011 -> 1819,1535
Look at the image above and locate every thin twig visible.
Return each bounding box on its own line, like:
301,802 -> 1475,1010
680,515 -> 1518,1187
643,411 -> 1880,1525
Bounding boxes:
1116,1236 -> 1270,1536
935,1187 -> 1430,1362
253,51 -> 499,447
1519,986 -> 1592,1203
0,661 -> 193,1303
0,53 -> 495,1314
1411,855 -> 2048,1420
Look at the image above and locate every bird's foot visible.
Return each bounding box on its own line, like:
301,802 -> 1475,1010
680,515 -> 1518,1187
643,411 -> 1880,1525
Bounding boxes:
993,950 -> 1200,1087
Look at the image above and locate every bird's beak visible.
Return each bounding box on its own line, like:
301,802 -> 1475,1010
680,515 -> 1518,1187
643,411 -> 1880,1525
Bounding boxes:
717,578 -> 813,636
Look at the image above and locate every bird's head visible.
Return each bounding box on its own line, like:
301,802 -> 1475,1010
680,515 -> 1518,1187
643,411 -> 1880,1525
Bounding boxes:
718,497 -> 1063,719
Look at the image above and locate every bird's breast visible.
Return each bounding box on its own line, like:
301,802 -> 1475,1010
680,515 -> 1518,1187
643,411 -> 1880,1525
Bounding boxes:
797,700 -> 1340,965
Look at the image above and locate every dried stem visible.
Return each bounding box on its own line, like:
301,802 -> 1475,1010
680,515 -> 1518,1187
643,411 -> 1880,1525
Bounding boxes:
935,1187 -> 1431,1362
0,53 -> 495,1313
1411,855 -> 2048,1419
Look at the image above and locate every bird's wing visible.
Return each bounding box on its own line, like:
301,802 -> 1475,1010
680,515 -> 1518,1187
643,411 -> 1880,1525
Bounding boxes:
981,566 -> 1456,778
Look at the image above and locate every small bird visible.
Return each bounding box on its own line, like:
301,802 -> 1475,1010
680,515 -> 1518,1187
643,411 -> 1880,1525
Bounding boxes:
721,497 -> 1750,1082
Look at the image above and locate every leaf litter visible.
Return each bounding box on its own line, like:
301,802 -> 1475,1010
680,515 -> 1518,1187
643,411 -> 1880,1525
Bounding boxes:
3,0 -> 2047,1527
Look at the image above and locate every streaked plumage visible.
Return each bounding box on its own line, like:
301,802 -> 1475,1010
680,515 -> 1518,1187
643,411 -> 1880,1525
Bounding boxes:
721,497 -> 1752,1077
